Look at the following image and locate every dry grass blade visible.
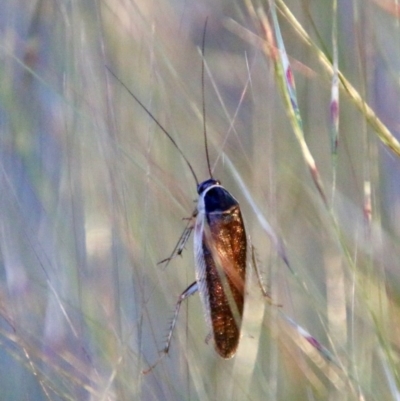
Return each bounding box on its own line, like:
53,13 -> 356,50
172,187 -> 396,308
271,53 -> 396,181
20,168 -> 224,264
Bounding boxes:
277,0 -> 400,158
258,4 -> 328,207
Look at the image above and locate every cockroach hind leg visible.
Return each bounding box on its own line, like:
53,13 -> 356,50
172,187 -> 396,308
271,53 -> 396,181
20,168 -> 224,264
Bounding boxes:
143,282 -> 199,374
204,331 -> 213,345
251,244 -> 282,307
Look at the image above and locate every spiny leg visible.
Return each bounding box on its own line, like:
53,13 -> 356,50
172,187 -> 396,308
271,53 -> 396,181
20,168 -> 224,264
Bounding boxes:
251,245 -> 280,306
158,210 -> 197,267
251,246 -> 338,370
163,282 -> 198,355
143,281 -> 198,374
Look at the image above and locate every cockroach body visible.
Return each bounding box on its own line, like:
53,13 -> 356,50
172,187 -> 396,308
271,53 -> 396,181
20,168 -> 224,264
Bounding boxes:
194,178 -> 247,358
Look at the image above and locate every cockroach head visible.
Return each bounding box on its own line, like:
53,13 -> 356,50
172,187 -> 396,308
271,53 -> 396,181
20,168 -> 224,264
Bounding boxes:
197,178 -> 221,195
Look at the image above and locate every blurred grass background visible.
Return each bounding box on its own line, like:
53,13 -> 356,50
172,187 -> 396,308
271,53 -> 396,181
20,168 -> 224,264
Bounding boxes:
1,0 -> 400,400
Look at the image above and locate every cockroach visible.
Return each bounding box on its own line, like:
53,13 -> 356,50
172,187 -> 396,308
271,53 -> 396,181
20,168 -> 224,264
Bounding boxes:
107,20 -> 254,372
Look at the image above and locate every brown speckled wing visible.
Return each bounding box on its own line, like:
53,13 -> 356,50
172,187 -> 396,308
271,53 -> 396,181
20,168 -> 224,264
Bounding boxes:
202,205 -> 247,358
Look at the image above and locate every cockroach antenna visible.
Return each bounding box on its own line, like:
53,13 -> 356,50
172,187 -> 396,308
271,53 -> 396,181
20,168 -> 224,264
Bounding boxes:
108,19 -> 264,373
105,66 -> 200,188
201,17 -> 213,180
109,21 -> 339,380
141,18 -> 250,373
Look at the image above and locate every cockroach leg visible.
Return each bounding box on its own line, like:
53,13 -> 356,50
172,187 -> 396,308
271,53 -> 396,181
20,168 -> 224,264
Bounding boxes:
143,282 -> 198,374
251,245 -> 282,307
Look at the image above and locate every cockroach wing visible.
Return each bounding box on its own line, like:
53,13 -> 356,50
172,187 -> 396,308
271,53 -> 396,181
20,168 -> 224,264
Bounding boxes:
194,181 -> 247,358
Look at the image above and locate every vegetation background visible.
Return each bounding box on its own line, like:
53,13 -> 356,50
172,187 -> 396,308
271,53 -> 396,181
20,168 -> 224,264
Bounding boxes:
1,0 -> 400,400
